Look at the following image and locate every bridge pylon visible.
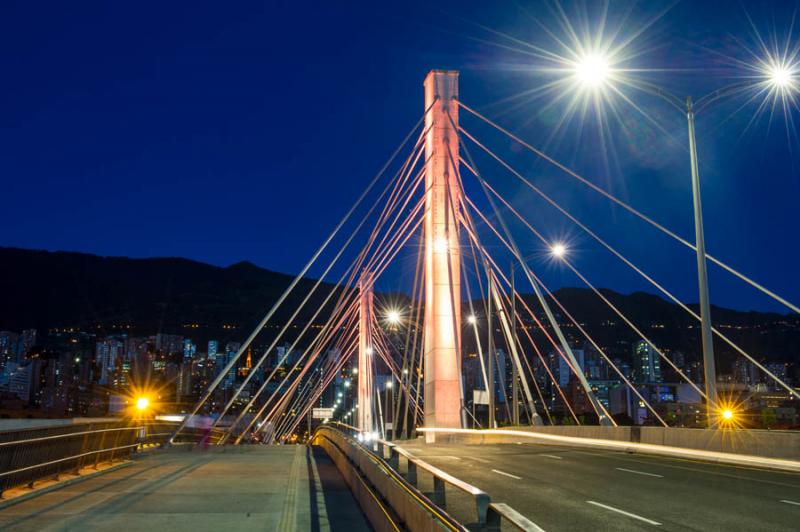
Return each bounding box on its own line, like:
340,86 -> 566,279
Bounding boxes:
423,70 -> 463,441
357,273 -> 375,434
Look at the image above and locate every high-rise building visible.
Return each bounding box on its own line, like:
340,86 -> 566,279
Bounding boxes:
20,329 -> 37,359
0,331 -> 20,371
183,339 -> 196,361
734,358 -> 759,386
155,334 -> 183,355
0,363 -> 32,402
633,340 -> 661,383
96,338 -> 124,386
207,340 -> 219,362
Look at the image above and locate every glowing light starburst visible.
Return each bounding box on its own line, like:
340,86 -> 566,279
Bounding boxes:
571,52 -> 613,89
759,58 -> 798,94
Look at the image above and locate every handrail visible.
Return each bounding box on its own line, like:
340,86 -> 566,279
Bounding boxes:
0,426 -> 142,448
374,438 -> 547,531
0,443 -> 140,479
376,438 -> 490,524
382,439 -> 489,498
487,503 -> 546,532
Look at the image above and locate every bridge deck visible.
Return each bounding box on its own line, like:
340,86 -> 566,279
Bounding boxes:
0,446 -> 369,532
400,439 -> 800,531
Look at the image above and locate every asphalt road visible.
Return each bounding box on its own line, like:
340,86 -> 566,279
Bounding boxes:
0,446 -> 369,532
399,440 -> 800,531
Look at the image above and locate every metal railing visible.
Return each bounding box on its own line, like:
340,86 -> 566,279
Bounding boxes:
378,439 -> 491,525
0,418 -> 227,498
0,421 -> 141,497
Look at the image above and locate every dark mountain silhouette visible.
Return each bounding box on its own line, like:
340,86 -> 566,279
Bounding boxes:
0,247 -> 339,342
0,247 -> 797,369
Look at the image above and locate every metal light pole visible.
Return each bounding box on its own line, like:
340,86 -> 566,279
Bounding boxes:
685,97 -> 718,425
511,262 -> 520,426
487,268 -> 495,429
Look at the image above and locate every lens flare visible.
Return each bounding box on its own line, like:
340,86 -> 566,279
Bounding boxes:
573,53 -> 611,88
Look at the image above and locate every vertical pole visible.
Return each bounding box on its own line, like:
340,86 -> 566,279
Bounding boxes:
358,275 -> 374,434
487,268 -> 495,429
686,98 -> 717,427
423,70 -> 462,441
511,262 -> 520,426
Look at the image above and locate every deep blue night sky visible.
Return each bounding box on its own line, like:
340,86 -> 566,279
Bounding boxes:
1,1 -> 798,313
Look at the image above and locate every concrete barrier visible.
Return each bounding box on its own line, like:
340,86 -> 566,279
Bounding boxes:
417,427 -> 800,473
314,427 -> 466,531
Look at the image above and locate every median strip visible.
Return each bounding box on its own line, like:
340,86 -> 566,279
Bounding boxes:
491,469 -> 522,480
587,500 -> 662,526
615,467 -> 663,478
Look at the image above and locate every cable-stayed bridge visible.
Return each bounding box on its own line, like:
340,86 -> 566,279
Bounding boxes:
2,70 -> 799,531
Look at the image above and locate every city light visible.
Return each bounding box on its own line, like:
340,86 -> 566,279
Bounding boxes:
467,314 -> 477,325
386,309 -> 401,324
352,367 -> 359,374
434,236 -> 449,253
344,379 -> 351,388
573,53 -> 611,88
722,409 -> 734,421
386,381 -> 393,389
136,397 -> 150,411
551,243 -> 567,258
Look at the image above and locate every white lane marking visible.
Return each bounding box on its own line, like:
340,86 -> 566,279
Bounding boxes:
616,467 -> 663,478
587,500 -> 662,526
541,454 -> 563,460
492,469 -> 522,480
439,455 -> 461,460
469,456 -> 490,464
780,499 -> 800,506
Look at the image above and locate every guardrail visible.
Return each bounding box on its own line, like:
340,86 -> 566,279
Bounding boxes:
318,423 -> 542,531
0,421 -> 141,497
0,418 -> 226,498
377,439 -> 490,525
314,425 -> 466,531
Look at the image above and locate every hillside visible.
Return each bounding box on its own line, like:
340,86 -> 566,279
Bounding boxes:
0,247 -> 797,367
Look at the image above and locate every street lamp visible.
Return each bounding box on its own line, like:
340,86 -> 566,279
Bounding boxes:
562,53 -> 793,426
550,242 -> 567,258
136,397 -> 150,411
573,53 -> 611,88
386,309 -> 401,325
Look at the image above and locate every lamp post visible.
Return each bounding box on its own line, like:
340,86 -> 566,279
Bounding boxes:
568,54 -> 729,427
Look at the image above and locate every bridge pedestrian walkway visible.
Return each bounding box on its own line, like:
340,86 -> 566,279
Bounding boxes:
0,445 -> 370,532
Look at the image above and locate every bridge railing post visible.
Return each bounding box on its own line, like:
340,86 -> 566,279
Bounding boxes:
433,476 -> 446,507
406,460 -> 417,486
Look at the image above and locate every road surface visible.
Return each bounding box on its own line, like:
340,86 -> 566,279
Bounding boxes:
399,439 -> 800,531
